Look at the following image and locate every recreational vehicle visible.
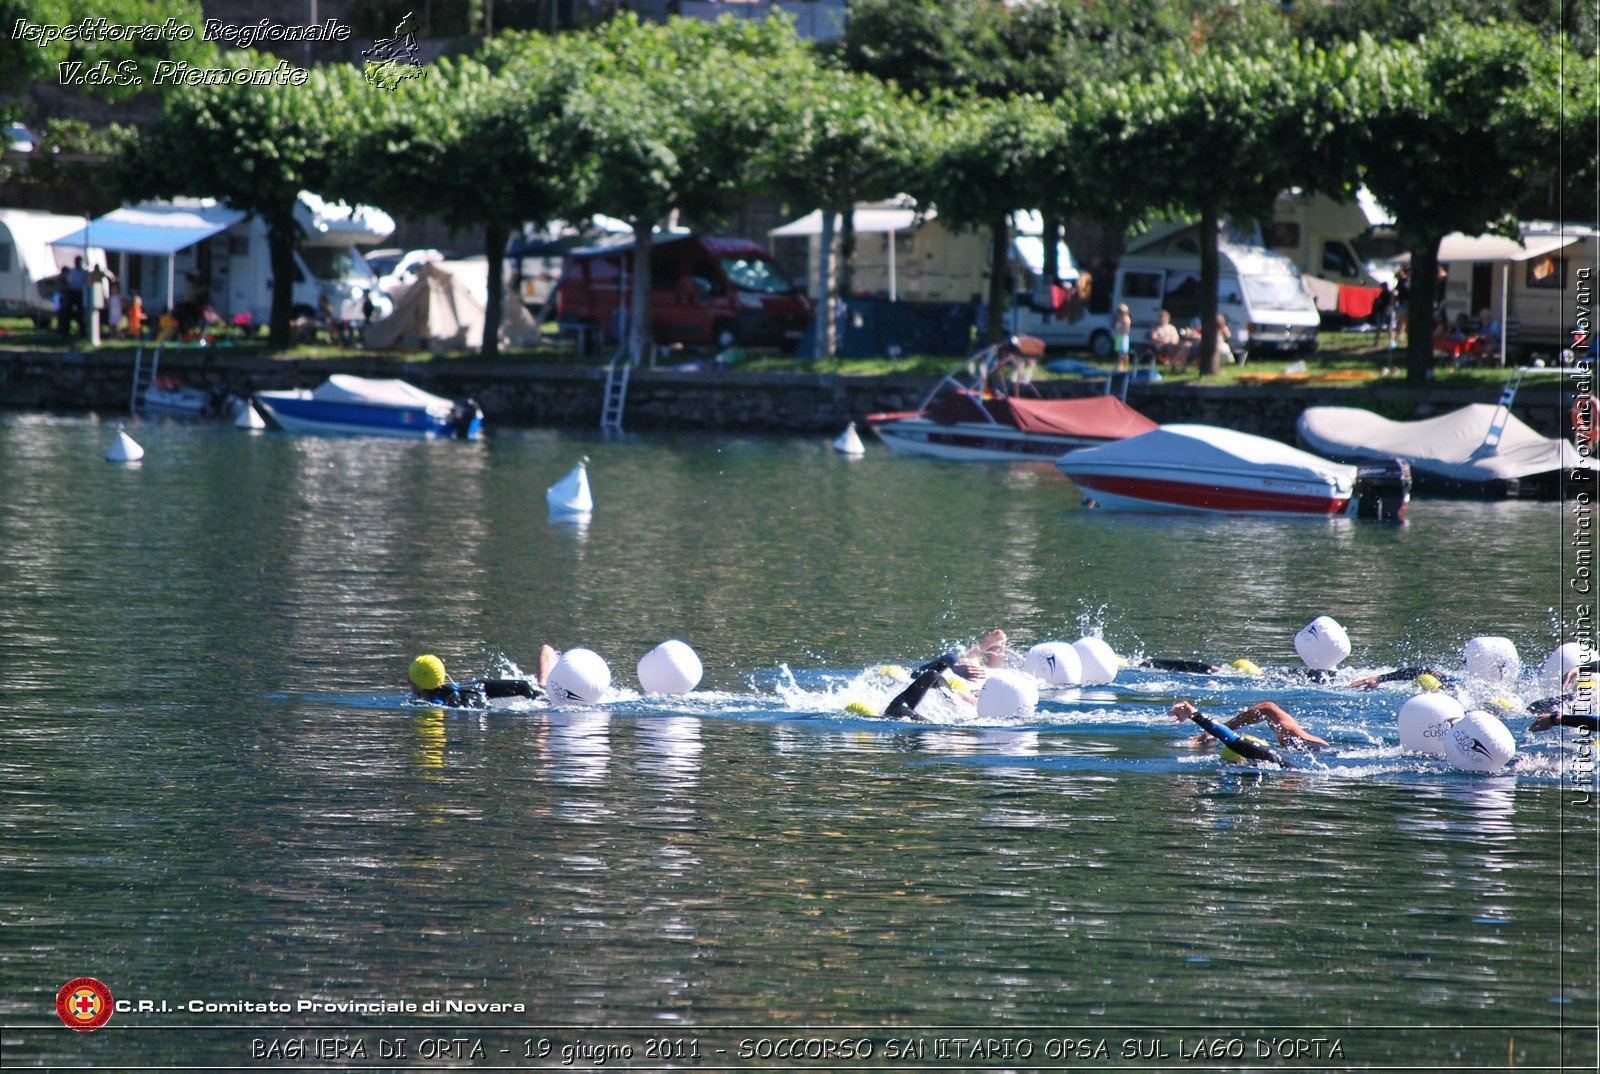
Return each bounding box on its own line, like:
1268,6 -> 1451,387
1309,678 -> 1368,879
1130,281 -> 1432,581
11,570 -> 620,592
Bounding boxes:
0,208 -> 107,323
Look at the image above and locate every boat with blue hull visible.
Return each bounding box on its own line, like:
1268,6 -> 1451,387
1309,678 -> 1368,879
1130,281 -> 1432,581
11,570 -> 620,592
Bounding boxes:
254,374 -> 482,439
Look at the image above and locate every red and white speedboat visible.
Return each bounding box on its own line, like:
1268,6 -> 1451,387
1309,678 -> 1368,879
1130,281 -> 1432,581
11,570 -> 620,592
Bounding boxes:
865,338 -> 1157,461
1055,424 -> 1410,519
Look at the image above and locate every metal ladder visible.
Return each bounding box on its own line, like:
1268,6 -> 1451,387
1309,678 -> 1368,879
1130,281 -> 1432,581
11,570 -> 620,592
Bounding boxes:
600,353 -> 631,432
129,343 -> 162,414
1473,367 -> 1525,455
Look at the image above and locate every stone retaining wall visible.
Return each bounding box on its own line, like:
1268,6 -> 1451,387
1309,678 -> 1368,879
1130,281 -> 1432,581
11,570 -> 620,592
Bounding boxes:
0,348 -> 1580,443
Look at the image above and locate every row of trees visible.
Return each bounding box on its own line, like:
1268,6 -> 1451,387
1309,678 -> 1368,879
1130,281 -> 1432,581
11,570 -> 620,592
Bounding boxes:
92,5 -> 1594,382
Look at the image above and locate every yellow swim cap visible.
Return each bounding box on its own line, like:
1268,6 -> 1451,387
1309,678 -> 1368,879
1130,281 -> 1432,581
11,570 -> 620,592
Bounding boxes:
409,654 -> 448,691
1230,659 -> 1263,676
1488,696 -> 1517,710
844,701 -> 879,717
875,664 -> 910,683
1413,673 -> 1443,692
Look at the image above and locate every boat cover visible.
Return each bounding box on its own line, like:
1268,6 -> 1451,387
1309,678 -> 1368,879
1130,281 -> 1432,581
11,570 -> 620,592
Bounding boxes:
1296,404 -> 1595,484
1058,424 -> 1355,486
307,375 -> 457,416
923,393 -> 1157,439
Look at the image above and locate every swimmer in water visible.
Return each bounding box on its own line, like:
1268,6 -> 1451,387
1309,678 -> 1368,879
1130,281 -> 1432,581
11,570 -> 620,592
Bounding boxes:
1528,668 -> 1598,732
1169,700 -> 1329,767
880,629 -> 1008,718
408,647 -> 558,709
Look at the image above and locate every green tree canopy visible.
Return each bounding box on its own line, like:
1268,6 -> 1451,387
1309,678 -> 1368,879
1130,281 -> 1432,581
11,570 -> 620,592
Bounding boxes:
118,56 -> 361,347
335,36 -> 588,356
558,13 -> 814,362
1069,40 -> 1370,371
1359,22 -> 1571,381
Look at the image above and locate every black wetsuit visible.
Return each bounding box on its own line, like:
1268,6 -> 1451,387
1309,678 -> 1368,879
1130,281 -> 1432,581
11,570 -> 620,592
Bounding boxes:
1187,711 -> 1294,768
882,652 -> 971,719
1143,657 -> 1223,675
1527,694 -> 1599,733
1357,666 -> 1462,689
417,678 -> 545,709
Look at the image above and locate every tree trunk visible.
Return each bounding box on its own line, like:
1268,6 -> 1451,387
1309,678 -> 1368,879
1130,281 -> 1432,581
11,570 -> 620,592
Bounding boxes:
1405,238 -> 1443,386
266,210 -> 296,350
481,221 -> 509,359
986,213 -> 1009,344
1197,204 -> 1221,376
838,201 -> 856,298
1040,212 -> 1059,306
629,218 -> 653,366
813,207 -> 836,361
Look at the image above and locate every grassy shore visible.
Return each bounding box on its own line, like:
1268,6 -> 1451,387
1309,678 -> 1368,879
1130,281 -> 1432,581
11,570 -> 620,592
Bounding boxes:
1,315 -> 1564,394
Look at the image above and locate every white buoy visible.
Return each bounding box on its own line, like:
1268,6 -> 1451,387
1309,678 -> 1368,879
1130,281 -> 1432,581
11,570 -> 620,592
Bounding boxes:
1442,710 -> 1516,772
1397,693 -> 1466,755
105,425 -> 144,464
976,669 -> 1039,720
234,398 -> 266,430
1541,643 -> 1593,692
1294,615 -> 1351,671
637,639 -> 703,695
1464,636 -> 1520,685
544,647 -> 611,707
833,422 -> 866,456
547,457 -> 593,515
1072,636 -> 1119,685
1023,642 -> 1082,686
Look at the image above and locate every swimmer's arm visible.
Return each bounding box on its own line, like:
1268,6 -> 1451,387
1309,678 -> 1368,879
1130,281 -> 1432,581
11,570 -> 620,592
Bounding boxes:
1349,666 -> 1440,690
482,678 -> 545,701
1240,701 -> 1329,749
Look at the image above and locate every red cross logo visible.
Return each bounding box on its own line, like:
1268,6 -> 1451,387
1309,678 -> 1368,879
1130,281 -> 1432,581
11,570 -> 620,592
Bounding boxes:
56,978 -> 113,1032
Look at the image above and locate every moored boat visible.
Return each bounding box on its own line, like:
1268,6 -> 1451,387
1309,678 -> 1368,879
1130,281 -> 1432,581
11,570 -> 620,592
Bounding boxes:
1055,423 -> 1410,519
254,374 -> 482,439
865,337 -> 1157,461
1296,401 -> 1593,499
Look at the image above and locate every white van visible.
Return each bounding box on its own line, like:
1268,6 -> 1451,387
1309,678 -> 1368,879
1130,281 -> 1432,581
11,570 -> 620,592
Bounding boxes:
1009,225 -> 1320,359
0,208 -> 107,324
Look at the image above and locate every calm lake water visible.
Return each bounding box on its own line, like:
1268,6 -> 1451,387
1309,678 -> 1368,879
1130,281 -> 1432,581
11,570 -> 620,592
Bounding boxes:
0,412 -> 1594,1071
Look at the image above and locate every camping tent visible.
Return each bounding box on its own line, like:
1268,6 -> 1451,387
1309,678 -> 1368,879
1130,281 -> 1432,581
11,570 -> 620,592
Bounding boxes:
364,262 -> 537,351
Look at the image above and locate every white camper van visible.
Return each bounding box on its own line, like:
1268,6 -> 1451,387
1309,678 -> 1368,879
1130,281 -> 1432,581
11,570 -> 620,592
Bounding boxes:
49,192 -> 394,330
0,208 -> 107,324
1267,189 -> 1400,290
1010,224 -> 1321,359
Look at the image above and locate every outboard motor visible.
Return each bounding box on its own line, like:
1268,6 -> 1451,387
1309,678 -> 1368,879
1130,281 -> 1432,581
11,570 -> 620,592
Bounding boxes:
450,399 -> 484,439
1352,458 -> 1410,521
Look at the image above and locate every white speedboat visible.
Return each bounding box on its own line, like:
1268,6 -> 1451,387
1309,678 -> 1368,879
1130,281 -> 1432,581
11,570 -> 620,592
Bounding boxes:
864,337 -> 1156,461
1297,401 -> 1593,499
254,374 -> 482,439
1055,423 -> 1410,519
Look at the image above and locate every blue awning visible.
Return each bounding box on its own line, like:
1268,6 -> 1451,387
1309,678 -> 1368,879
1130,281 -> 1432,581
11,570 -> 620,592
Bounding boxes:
50,202 -> 247,257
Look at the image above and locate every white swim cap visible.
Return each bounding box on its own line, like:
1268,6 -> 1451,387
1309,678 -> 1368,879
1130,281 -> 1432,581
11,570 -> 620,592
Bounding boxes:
976,670 -> 1039,720
637,639 -> 702,695
1463,636 -> 1520,685
1442,710 -> 1516,772
1072,636 -> 1119,685
545,648 -> 611,707
1397,693 -> 1465,755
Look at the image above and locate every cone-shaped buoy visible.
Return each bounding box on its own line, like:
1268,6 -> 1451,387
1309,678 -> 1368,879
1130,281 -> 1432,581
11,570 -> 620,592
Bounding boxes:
234,398 -> 266,430
106,424 -> 144,464
833,421 -> 865,456
547,456 -> 593,515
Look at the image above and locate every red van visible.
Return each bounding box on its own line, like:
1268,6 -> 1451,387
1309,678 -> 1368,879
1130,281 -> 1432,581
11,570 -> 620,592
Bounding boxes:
557,233 -> 811,350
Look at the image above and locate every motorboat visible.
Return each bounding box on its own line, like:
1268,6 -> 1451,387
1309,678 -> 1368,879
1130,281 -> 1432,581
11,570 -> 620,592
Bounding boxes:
1055,423 -> 1410,519
864,337 -> 1157,461
1296,399 -> 1595,499
141,377 -> 216,417
253,374 -> 482,439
